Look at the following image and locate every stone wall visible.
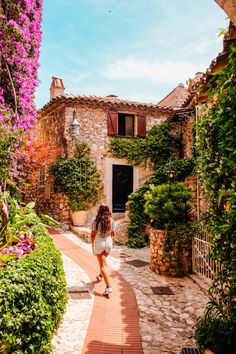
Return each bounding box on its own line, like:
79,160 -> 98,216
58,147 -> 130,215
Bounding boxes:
149,228 -> 191,277
35,105 -> 66,152
184,176 -> 197,220
182,119 -> 194,158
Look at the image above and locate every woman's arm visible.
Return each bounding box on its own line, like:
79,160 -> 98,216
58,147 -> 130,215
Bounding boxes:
91,230 -> 96,245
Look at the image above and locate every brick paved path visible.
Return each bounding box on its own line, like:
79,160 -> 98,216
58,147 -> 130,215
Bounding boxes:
50,229 -> 143,354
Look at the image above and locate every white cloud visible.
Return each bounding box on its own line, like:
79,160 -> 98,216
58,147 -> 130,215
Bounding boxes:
103,58 -> 205,84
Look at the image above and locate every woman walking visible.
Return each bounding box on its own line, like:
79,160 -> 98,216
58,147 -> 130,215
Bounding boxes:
91,205 -> 115,296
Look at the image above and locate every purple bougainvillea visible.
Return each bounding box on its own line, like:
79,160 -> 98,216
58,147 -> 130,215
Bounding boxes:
0,1 -> 43,185
1,233 -> 36,259
0,0 -> 43,131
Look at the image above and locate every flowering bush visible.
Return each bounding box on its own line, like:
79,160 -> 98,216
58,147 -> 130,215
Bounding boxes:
1,233 -> 35,259
16,140 -> 61,190
0,213 -> 67,353
0,0 -> 42,131
0,0 -> 43,187
0,193 -> 58,268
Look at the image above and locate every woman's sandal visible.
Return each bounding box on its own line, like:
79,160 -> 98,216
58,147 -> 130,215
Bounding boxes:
103,286 -> 112,298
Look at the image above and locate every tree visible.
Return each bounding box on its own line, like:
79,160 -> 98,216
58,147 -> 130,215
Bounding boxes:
0,0 -> 42,224
0,0 -> 43,189
17,141 -> 61,190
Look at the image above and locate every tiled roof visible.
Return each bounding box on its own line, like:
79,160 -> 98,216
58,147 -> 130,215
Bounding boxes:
157,83 -> 192,109
39,93 -> 174,114
190,52 -> 229,94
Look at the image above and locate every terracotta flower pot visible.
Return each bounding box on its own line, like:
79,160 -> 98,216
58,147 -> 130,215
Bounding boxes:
71,210 -> 88,226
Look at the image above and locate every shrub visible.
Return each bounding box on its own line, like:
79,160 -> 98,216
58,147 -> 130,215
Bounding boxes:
49,141 -> 102,211
144,182 -> 192,229
195,301 -> 236,354
0,212 -> 68,353
126,160 -> 194,248
127,185 -> 149,248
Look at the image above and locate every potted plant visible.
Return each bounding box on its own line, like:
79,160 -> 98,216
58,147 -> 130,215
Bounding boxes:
49,141 -> 102,226
144,182 -> 193,276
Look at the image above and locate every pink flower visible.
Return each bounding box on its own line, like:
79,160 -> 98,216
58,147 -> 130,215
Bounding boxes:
8,19 -> 18,27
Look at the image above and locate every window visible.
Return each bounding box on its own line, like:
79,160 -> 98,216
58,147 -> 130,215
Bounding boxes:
118,113 -> 134,136
108,111 -> 146,138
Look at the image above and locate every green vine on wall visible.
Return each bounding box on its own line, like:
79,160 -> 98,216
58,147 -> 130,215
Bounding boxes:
49,141 -> 102,211
109,122 -> 179,167
195,47 -> 236,354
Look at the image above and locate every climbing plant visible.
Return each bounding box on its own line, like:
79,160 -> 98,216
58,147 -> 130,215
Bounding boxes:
109,122 -> 179,167
49,141 -> 103,211
194,47 -> 236,354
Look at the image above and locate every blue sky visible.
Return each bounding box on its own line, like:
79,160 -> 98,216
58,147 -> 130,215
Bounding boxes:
36,0 -> 227,108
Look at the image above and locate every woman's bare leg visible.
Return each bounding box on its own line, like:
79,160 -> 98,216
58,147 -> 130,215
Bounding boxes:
96,253 -> 110,287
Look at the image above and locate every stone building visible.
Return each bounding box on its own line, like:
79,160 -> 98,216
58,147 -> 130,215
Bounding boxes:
35,77 -> 176,225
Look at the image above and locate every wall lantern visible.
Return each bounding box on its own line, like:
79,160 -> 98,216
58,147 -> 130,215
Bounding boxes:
166,158 -> 175,192
71,108 -> 80,140
166,158 -> 175,180
166,167 -> 175,180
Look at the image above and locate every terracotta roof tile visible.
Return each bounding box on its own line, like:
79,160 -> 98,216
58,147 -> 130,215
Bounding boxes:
39,93 -> 174,114
157,83 -> 192,109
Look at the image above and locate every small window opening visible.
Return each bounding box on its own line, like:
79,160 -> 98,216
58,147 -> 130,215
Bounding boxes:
118,113 -> 134,136
39,169 -> 46,188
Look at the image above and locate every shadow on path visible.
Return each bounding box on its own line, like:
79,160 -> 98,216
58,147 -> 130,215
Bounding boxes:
49,228 -> 143,354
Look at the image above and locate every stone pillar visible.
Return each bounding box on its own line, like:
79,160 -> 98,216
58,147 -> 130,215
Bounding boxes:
149,228 -> 191,277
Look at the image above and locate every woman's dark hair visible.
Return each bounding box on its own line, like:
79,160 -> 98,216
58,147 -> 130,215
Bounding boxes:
94,205 -> 111,236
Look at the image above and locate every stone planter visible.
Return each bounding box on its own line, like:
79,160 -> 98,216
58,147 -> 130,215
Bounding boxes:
70,210 -> 88,226
149,227 -> 191,277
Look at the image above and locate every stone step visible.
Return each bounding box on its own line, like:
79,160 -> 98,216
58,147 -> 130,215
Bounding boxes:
70,218 -> 130,245
112,212 -> 125,220
70,226 -> 91,243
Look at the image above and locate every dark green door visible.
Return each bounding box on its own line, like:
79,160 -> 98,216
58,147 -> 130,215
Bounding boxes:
112,165 -> 133,212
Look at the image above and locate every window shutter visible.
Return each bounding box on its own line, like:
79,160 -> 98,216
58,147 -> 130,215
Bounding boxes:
137,114 -> 146,137
107,111 -> 118,136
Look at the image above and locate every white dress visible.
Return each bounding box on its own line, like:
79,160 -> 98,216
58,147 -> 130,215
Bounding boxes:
92,218 -> 115,255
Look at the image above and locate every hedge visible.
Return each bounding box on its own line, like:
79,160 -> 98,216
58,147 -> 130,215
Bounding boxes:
0,222 -> 68,353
